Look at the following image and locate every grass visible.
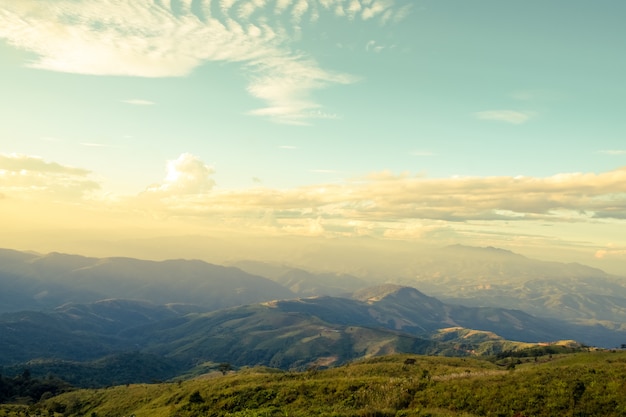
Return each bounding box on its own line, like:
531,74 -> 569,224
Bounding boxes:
6,350 -> 626,417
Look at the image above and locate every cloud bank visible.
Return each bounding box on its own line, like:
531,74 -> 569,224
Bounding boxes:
122,154 -> 626,243
4,152 -> 626,236
0,153 -> 99,199
0,0 -> 408,123
2,153 -> 626,266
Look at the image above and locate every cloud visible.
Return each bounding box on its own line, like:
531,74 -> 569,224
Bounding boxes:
145,153 -> 216,195
0,0 -> 404,123
131,163 -> 626,241
311,169 -> 340,174
245,53 -> 357,124
595,248 -> 626,259
362,0 -> 393,20
365,40 -> 385,53
3,153 -> 626,249
0,153 -> 99,199
80,142 -> 110,148
411,150 -> 434,157
0,153 -> 89,175
475,110 -> 532,125
122,99 -> 155,106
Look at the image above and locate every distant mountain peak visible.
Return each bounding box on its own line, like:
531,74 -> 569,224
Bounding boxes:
444,244 -> 523,257
353,284 -> 430,303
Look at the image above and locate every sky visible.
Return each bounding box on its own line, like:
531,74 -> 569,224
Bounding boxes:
1,0 -> 626,275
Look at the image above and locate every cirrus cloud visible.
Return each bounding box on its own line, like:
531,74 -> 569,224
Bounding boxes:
475,110 -> 533,125
0,0 -> 408,124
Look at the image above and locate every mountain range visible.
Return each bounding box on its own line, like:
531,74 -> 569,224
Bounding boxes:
1,246 -> 625,387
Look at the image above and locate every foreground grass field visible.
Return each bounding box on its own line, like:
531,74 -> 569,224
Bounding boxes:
3,350 -> 626,417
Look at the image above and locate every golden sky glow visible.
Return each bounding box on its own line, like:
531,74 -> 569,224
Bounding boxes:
1,1 -> 626,276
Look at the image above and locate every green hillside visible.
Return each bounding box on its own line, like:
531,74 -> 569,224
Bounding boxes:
6,350 -> 625,417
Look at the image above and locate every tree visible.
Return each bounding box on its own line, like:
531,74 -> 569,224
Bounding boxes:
218,363 -> 232,375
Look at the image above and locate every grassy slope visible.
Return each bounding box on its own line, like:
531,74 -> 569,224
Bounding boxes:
14,350 -> 626,417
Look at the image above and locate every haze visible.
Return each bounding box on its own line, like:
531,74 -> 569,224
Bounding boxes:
1,0 -> 625,276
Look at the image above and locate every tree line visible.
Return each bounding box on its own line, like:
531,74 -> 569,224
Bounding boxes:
0,369 -> 72,404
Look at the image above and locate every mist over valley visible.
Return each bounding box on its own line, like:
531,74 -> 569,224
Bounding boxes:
2,244 -> 626,390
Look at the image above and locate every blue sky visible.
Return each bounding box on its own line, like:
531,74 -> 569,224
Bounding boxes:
1,0 -> 626,273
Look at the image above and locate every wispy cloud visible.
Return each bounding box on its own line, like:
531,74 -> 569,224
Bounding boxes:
365,40 -> 385,53
0,0 -> 406,123
311,169 -> 340,174
80,142 -> 110,148
411,150 -> 434,157
475,110 -> 532,125
122,99 -> 155,106
0,153 -> 98,199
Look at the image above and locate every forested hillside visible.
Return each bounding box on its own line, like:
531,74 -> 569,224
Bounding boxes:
3,350 -> 624,417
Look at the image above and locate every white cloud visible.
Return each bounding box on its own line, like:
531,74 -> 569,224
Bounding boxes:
365,40 -> 384,53
291,0 -> 310,23
145,153 -> 216,195
475,110 -> 532,125
275,0 -> 292,14
0,0 -> 402,123
122,99 -> 155,105
245,53 -> 357,124
347,0 -> 362,19
362,0 -> 391,20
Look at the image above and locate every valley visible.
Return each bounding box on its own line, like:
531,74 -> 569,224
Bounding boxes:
1,245 -> 626,391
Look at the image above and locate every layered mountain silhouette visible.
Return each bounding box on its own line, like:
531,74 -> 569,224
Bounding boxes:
2,246 -> 626,386
390,245 -> 626,326
0,248 -> 294,313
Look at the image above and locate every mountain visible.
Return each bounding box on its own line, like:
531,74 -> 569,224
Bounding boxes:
389,245 -> 626,326
125,302 -> 441,371
2,246 -> 626,387
0,287 -> 574,381
229,260 -> 369,296
3,286 -> 623,386
354,285 -> 547,340
0,299 -> 191,366
0,250 -> 294,313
